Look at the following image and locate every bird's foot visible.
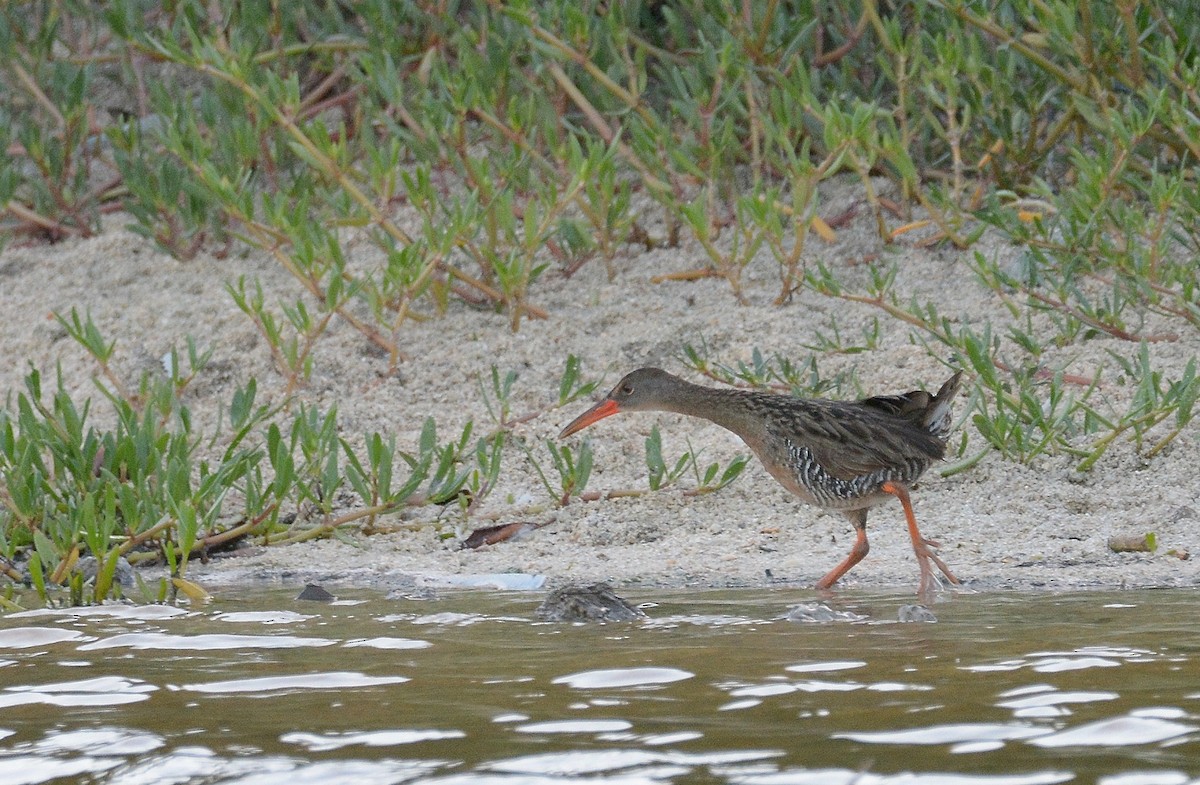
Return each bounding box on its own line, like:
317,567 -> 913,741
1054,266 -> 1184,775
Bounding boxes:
883,481 -> 962,593
913,540 -> 960,594
915,564 -> 951,597
916,537 -> 960,584
926,549 -> 961,585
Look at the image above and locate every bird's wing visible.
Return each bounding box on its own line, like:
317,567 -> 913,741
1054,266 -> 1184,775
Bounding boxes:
779,401 -> 944,481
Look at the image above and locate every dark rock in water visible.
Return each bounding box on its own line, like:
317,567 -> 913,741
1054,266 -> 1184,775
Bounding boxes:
76,556 -> 135,588
898,604 -> 937,623
296,583 -> 336,602
781,603 -> 867,623
535,583 -> 646,622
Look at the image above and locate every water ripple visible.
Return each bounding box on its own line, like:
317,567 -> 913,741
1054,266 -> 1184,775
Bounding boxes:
1029,715 -> 1197,748
484,748 -> 662,775
792,679 -> 865,693
835,723 -> 1052,746
552,667 -> 694,689
179,671 -> 410,694
1097,773 -> 1193,785
1,676 -> 155,708
642,614 -> 760,628
641,731 -> 704,746
37,728 -> 162,755
719,698 -> 765,711
728,683 -> 798,698
342,637 -> 432,650
215,611 -> 315,624
0,756 -> 121,785
0,728 -> 163,785
0,627 -> 90,650
516,719 -> 634,734
78,633 -> 336,651
410,612 -> 526,626
785,660 -> 867,673
106,752 -> 449,785
9,604 -> 189,621
484,749 -> 779,777
727,768 -> 1074,784
281,729 -> 465,751
998,688 -> 1120,717
964,646 -> 1158,673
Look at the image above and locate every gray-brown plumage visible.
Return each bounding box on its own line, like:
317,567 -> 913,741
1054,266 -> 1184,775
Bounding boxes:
559,367 -> 964,595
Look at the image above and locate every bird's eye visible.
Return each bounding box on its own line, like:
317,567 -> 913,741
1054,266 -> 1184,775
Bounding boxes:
621,384 -> 634,395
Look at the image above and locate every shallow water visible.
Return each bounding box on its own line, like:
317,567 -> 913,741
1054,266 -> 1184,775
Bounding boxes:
0,587 -> 1197,784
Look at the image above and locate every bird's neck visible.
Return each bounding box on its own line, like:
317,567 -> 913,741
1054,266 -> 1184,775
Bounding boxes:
656,380 -> 766,441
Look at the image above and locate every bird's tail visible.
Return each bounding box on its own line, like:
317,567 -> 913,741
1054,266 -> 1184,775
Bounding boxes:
922,371 -> 963,441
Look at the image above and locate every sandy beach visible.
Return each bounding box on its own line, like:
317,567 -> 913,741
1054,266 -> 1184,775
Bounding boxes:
2,178 -> 1197,599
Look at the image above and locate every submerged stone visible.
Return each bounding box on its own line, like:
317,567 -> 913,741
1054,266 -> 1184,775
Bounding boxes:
535,583 -> 646,622
780,603 -> 868,623
898,604 -> 937,623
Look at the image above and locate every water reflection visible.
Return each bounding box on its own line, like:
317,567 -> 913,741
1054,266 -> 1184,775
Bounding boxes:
343,636 -> 432,650
9,604 -> 189,620
552,667 -> 694,689
0,627 -> 89,648
515,719 -> 633,733
108,754 -> 449,784
1,676 -> 155,707
835,722 -> 1052,746
215,611 -> 315,624
0,590 -> 1198,784
78,632 -> 336,651
727,770 -> 1074,784
1030,715 -> 1196,748
179,671 -> 411,694
282,729 -> 466,750
962,646 -> 1159,673
997,685 -> 1119,717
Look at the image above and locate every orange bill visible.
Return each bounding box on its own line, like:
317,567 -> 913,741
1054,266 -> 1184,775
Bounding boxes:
558,399 -> 620,438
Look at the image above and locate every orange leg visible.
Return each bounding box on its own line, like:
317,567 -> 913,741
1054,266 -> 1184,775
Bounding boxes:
881,481 -> 959,595
815,510 -> 870,590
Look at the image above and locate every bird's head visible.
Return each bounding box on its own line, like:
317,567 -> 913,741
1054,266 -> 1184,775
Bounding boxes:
558,367 -> 678,438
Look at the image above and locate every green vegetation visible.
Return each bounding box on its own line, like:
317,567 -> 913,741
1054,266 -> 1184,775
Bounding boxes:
2,1 -> 1198,606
